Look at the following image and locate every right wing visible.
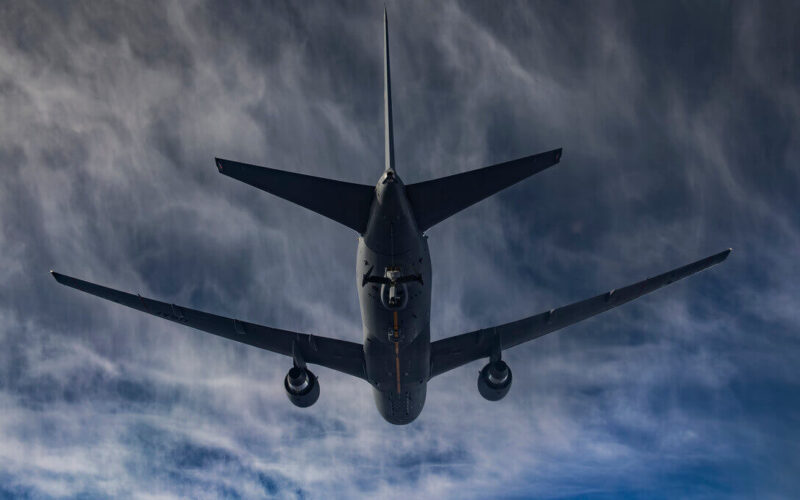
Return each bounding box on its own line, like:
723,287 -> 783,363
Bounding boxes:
430,249 -> 731,377
51,272 -> 366,380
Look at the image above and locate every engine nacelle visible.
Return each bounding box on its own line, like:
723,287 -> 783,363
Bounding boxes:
284,366 -> 320,408
477,360 -> 512,401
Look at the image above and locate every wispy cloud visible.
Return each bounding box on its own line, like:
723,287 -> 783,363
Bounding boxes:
0,1 -> 798,498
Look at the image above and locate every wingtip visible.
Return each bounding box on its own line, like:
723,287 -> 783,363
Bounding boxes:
717,248 -> 733,262
554,147 -> 563,162
214,157 -> 224,173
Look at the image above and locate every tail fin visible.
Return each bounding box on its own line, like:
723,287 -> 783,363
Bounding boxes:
384,8 -> 395,172
406,148 -> 562,231
215,158 -> 375,234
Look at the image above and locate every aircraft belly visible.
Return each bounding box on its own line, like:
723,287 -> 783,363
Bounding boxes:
357,238 -> 431,347
357,237 -> 431,423
373,384 -> 427,425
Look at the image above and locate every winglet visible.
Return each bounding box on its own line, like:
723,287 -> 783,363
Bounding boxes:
715,248 -> 732,263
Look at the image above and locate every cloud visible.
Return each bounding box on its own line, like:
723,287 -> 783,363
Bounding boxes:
0,0 -> 798,498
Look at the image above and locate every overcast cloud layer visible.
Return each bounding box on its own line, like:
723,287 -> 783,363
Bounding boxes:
1,1 -> 799,498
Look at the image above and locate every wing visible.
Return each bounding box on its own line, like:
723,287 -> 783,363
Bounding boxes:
51,272 -> 366,380
430,248 -> 731,377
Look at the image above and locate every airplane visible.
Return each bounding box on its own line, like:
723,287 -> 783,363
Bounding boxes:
51,10 -> 730,425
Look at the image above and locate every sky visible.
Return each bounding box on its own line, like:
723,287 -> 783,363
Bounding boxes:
1,0 -> 799,498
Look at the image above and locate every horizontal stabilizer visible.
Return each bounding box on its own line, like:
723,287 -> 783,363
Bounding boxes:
216,158 -> 375,234
51,271 -> 367,379
406,148 -> 562,231
430,248 -> 731,377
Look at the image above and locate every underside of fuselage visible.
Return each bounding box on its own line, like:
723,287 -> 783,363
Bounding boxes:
358,170 -> 432,424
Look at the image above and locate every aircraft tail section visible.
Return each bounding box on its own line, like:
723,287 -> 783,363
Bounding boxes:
405,148 -> 562,231
216,158 -> 375,234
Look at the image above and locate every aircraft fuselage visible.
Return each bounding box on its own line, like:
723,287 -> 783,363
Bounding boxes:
358,169 -> 432,424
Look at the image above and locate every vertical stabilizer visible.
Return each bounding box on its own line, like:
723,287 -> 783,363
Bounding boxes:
384,8 -> 395,172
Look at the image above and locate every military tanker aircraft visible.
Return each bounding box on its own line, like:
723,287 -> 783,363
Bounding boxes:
52,11 -> 730,424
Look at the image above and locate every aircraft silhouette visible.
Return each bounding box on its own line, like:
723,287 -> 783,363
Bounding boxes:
52,10 -> 730,424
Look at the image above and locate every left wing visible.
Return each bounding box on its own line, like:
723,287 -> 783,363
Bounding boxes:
430,248 -> 731,378
51,272 -> 366,380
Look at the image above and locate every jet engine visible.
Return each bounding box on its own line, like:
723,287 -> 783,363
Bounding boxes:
477,360 -> 512,401
284,366 -> 320,408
